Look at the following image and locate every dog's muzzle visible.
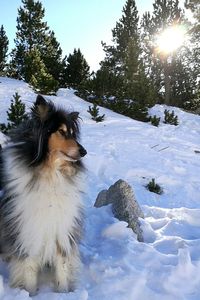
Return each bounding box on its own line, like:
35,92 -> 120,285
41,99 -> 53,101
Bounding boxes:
78,143 -> 87,157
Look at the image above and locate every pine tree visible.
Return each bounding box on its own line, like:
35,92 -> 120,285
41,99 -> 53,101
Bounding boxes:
16,0 -> 48,50
169,55 -> 196,105
87,104 -> 105,122
101,0 -> 155,104
102,0 -> 140,73
141,11 -> 163,100
141,0 -> 196,106
185,0 -> 200,98
185,0 -> 200,26
10,0 -> 48,78
91,65 -> 124,98
30,71 -> 58,95
41,30 -> 64,83
7,92 -> 28,127
9,0 -> 63,89
65,48 -> 90,89
26,48 -> 58,94
0,93 -> 28,133
150,115 -> 161,126
164,109 -> 179,125
0,25 -> 9,73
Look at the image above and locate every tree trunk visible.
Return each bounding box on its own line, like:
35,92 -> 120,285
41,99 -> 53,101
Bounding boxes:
163,58 -> 171,105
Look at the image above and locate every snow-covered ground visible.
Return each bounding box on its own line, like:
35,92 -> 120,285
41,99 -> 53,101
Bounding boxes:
0,77 -> 200,299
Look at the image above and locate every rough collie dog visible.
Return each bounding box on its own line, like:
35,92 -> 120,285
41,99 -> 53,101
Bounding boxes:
0,95 -> 87,294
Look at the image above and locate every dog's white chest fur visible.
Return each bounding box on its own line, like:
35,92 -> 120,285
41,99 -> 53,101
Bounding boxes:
5,153 -> 83,264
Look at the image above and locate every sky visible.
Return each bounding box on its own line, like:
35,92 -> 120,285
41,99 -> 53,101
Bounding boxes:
0,0 -> 185,71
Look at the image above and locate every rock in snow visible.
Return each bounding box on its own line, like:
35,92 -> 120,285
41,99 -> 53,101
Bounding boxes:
94,179 -> 144,241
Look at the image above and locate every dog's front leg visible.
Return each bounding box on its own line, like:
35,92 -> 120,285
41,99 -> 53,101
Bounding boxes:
54,254 -> 71,292
54,248 -> 80,293
9,256 -> 39,295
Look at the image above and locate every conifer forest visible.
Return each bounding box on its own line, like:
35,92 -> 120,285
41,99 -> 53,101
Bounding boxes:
0,0 -> 199,120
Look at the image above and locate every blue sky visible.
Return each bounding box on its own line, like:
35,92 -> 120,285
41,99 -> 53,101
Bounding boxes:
0,0 -> 182,71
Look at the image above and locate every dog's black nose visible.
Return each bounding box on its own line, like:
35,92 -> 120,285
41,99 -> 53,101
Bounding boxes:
79,145 -> 87,157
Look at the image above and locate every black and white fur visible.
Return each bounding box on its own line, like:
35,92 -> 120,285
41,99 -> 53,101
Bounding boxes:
0,95 -> 87,294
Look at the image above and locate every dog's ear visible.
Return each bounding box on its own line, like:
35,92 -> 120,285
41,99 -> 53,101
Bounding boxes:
33,95 -> 49,121
69,112 -> 79,120
35,94 -> 47,106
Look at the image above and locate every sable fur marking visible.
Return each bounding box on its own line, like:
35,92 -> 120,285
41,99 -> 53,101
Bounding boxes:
0,95 -> 87,294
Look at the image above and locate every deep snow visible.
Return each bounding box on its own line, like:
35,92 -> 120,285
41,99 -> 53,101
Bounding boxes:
0,77 -> 200,299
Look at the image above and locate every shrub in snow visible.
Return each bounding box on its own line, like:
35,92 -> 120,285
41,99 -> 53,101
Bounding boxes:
87,103 -> 105,122
94,179 -> 144,242
108,99 -> 150,123
0,92 -> 28,133
7,92 -> 28,126
164,109 -> 179,126
150,115 -> 160,127
146,178 -> 163,195
126,102 -> 150,122
183,98 -> 200,113
0,123 -> 7,134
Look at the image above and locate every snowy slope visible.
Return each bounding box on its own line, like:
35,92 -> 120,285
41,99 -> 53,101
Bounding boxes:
1,77 -> 200,300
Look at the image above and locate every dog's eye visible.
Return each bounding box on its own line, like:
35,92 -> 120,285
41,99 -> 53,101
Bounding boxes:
58,129 -> 66,136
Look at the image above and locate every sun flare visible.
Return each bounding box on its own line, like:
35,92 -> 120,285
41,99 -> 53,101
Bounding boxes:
156,25 -> 186,54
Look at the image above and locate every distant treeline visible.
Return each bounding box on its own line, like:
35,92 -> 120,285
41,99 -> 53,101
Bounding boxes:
0,0 -> 199,119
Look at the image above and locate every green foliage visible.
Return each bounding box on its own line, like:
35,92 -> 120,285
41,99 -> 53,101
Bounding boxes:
100,0 -> 155,106
0,92 -> 28,133
8,0 -> 63,88
41,30 -> 64,84
16,0 -> 48,47
91,66 -> 124,99
108,99 -> 150,122
9,0 -> 47,77
65,48 -> 90,89
146,178 -> 163,194
127,102 -> 150,122
25,48 -> 58,94
124,62 -> 157,106
185,0 -> 200,102
0,123 -> 9,134
7,93 -> 27,127
183,98 -> 200,112
103,0 -> 140,73
87,0 -> 156,123
7,92 -> 28,127
7,45 -> 25,79
150,115 -> 160,126
164,109 -> 179,125
141,0 -> 197,106
30,73 -> 58,95
0,25 -> 9,73
3,0 -> 199,114
87,104 -> 105,122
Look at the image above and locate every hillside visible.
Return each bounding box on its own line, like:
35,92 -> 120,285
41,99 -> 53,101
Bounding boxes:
0,77 -> 200,300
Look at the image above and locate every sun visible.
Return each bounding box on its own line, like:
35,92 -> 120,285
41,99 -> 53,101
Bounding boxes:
156,25 -> 186,54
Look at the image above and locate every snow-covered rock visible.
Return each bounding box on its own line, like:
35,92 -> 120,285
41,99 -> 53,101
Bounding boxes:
94,179 -> 144,241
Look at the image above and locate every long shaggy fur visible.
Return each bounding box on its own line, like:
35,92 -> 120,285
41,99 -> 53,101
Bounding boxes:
0,95 -> 86,294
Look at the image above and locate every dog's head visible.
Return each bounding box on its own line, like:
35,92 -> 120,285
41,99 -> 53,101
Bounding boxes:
29,95 -> 87,167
